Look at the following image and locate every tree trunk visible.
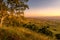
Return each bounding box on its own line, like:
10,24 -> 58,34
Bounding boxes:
0,15 -> 8,26
0,10 -> 8,27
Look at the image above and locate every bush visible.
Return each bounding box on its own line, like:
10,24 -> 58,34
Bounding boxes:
38,26 -> 53,37
22,22 -> 38,31
55,34 -> 60,40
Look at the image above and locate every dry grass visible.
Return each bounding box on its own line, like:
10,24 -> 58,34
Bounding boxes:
0,17 -> 59,40
0,26 -> 52,40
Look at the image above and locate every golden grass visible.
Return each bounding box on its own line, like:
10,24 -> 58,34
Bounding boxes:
0,26 -> 52,40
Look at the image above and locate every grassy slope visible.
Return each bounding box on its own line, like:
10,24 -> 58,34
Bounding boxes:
26,18 -> 60,34
0,26 -> 52,40
0,18 -> 60,40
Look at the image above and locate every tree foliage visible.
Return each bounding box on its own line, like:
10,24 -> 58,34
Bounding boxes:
7,0 -> 29,13
0,0 -> 29,26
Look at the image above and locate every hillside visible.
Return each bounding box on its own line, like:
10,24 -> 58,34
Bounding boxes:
0,17 -> 60,40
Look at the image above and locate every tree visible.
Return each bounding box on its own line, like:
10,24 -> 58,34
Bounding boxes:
0,0 -> 9,26
7,0 -> 29,17
0,0 -> 29,26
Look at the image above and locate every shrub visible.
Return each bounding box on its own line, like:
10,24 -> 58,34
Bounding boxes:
38,26 -> 53,37
23,23 -> 38,31
22,23 -> 27,27
55,34 -> 60,40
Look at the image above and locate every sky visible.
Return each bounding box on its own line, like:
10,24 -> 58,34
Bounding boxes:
25,0 -> 60,17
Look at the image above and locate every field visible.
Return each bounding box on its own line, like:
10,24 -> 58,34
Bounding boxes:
0,16 -> 60,40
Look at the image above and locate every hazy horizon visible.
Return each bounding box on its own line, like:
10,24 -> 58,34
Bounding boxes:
25,0 -> 60,17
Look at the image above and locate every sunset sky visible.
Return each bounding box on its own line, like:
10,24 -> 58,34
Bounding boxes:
25,0 -> 60,17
